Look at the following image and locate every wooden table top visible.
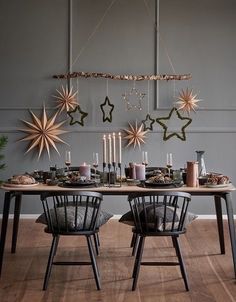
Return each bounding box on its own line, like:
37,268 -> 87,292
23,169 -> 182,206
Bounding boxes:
1,182 -> 235,195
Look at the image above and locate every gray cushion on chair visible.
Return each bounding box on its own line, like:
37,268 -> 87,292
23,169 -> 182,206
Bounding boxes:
119,206 -> 197,231
36,206 -> 113,231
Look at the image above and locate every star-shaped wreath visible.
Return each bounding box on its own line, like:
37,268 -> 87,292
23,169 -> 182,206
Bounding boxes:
67,105 -> 88,126
122,87 -> 145,111
19,106 -> 68,159
156,107 -> 192,141
123,121 -> 148,149
142,114 -> 155,131
100,96 -> 114,123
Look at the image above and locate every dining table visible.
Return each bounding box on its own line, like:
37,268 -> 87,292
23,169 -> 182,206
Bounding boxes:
0,182 -> 236,279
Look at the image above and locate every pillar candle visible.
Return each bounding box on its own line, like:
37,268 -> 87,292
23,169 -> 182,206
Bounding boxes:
108,134 -> 112,165
112,132 -> 116,163
118,132 -> 122,164
103,134 -> 107,164
135,164 -> 146,180
79,163 -> 91,180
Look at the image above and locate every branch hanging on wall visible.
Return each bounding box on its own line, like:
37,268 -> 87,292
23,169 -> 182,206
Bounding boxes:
53,71 -> 191,81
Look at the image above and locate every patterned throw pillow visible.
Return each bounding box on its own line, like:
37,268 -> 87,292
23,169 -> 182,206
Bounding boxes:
119,205 -> 197,231
36,206 -> 113,231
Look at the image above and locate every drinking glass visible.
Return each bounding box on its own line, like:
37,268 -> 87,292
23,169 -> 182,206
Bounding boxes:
65,151 -> 71,171
142,151 -> 148,166
166,153 -> 173,177
93,152 -> 99,181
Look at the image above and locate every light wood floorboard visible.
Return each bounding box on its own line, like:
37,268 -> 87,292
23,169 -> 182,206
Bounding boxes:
0,219 -> 236,302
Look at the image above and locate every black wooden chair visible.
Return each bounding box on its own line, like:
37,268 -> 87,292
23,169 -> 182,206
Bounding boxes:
128,191 -> 192,291
40,191 -> 103,290
56,166 -> 101,255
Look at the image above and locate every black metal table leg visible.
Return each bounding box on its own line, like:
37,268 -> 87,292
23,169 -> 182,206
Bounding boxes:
224,193 -> 236,278
11,194 -> 22,254
214,195 -> 225,254
0,192 -> 12,277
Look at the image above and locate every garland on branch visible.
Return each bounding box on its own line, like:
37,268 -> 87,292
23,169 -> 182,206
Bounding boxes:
53,71 -> 191,81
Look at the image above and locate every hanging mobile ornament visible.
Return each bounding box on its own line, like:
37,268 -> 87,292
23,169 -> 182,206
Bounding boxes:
156,107 -> 192,141
123,121 -> 148,149
175,88 -> 202,115
122,81 -> 145,111
142,80 -> 155,131
53,84 -> 78,114
67,81 -> 88,126
100,79 -> 114,123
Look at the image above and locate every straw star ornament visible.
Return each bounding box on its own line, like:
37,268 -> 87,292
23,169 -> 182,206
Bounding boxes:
175,88 -> 201,115
53,86 -> 78,114
123,121 -> 148,149
19,107 -> 68,159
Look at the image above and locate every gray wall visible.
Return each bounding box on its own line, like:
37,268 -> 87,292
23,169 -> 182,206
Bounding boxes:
0,0 -> 236,215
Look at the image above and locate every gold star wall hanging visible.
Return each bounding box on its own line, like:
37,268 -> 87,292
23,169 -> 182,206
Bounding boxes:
19,107 -> 68,159
156,107 -> 192,141
67,105 -> 88,126
142,114 -> 155,131
53,85 -> 78,114
175,88 -> 201,115
122,87 -> 145,111
123,121 -> 148,148
100,96 -> 114,123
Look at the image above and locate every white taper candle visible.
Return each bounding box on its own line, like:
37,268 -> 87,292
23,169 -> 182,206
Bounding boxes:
112,132 -> 116,163
108,134 -> 112,165
118,132 -> 122,164
103,135 -> 107,163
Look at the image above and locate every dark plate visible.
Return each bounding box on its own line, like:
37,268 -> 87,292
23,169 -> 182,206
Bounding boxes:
61,180 -> 96,187
144,180 -> 181,188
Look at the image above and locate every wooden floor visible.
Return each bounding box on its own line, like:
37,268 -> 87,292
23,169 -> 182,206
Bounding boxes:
0,219 -> 236,302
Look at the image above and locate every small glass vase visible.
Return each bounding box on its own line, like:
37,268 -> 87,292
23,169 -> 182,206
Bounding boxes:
196,150 -> 207,177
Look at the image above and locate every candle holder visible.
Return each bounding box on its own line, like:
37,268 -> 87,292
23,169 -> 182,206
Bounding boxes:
102,162 -> 122,187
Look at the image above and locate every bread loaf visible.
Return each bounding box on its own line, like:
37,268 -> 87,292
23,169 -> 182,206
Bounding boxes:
10,174 -> 36,185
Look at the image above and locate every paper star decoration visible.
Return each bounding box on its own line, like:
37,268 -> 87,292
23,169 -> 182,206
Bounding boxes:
100,96 -> 114,123
53,85 -> 78,114
122,87 -> 145,110
142,114 -> 155,131
175,88 -> 201,115
19,106 -> 68,159
123,121 -> 148,148
156,107 -> 192,141
67,105 -> 88,126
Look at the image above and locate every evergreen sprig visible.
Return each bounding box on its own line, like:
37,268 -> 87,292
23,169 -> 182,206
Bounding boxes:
0,136 -> 8,171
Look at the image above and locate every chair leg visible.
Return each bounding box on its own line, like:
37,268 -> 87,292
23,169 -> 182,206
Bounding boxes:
54,235 -> 60,256
132,236 -> 145,291
43,235 -> 59,290
130,233 -> 136,247
132,234 -> 140,256
93,233 -> 99,256
96,233 -> 100,247
87,236 -> 101,290
172,236 -> 189,291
